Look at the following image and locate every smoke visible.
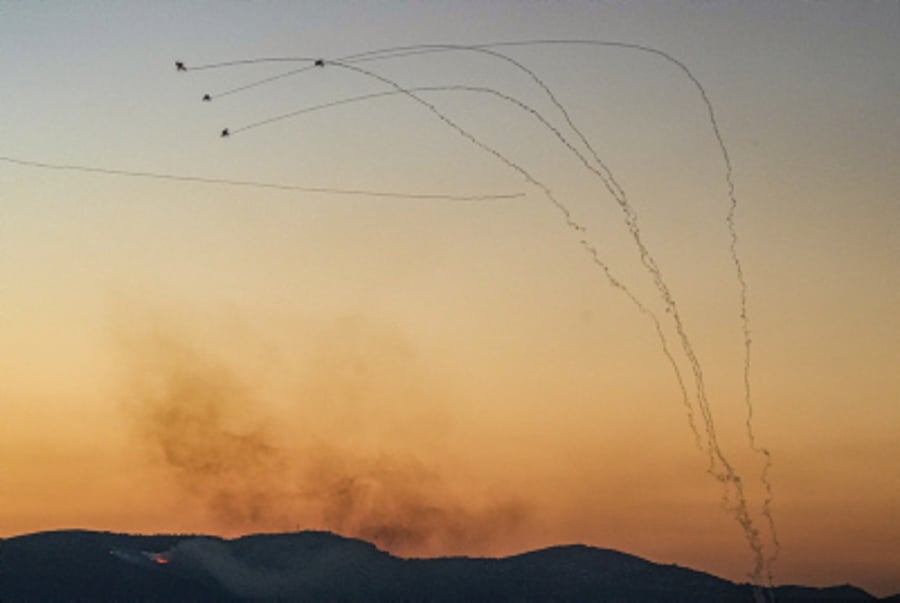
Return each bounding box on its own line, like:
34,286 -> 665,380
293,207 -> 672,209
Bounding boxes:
302,447 -> 526,554
164,534 -> 372,598
167,537 -> 284,598
123,332 -> 286,528
119,317 -> 526,554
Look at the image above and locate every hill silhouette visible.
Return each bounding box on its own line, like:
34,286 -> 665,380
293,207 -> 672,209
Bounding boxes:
0,530 -> 888,601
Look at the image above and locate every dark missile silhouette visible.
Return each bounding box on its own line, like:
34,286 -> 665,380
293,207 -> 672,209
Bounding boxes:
175,61 -> 186,72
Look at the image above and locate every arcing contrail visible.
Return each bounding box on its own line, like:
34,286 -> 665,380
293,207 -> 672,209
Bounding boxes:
193,45 -> 775,556
216,81 -> 702,454
320,58 -> 770,589
398,39 -> 779,586
182,40 -> 777,593
192,38 -> 771,463
0,155 -> 522,202
481,43 -> 779,574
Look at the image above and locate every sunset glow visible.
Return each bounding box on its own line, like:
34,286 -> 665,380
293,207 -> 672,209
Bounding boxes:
1,2 -> 898,598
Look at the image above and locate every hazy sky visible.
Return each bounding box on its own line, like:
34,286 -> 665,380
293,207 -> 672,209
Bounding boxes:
1,1 -> 898,596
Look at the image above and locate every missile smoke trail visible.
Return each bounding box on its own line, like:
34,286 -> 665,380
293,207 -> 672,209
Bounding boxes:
218,82 -> 701,453
443,42 -> 778,573
323,58 -> 769,589
0,155 -> 523,202
207,54 -> 764,580
198,44 -> 618,208
185,41 -> 776,593
393,39 -> 779,585
195,46 -> 776,562
224,58 -> 706,475
204,54 -> 739,517
194,41 -> 773,498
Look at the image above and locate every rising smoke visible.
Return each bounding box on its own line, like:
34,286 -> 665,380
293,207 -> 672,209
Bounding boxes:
119,317 -> 527,555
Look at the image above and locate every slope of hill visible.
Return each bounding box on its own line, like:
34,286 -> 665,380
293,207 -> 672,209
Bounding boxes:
0,530 -> 888,602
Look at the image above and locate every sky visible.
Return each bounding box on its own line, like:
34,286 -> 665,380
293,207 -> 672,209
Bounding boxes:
1,0 -> 898,597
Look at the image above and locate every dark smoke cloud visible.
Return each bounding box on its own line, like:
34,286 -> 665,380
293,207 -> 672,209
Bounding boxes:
302,447 -> 527,554
123,333 -> 287,527
119,316 -> 526,554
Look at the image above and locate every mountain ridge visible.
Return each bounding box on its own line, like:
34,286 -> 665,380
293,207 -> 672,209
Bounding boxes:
0,529 -> 890,602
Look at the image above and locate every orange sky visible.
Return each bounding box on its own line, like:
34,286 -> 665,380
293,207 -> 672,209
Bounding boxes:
1,1 -> 898,597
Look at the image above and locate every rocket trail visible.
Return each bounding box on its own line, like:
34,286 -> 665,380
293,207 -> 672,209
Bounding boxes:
219,81 -> 701,455
184,39 -> 777,592
328,58 -> 770,588
0,155 -> 523,202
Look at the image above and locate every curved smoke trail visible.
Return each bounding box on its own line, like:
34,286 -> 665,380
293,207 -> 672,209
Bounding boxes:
185,41 -> 777,593
195,48 -> 775,562
221,82 -> 701,454
0,155 -> 523,202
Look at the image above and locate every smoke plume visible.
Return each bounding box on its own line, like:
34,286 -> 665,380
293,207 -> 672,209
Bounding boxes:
119,317 -> 526,554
